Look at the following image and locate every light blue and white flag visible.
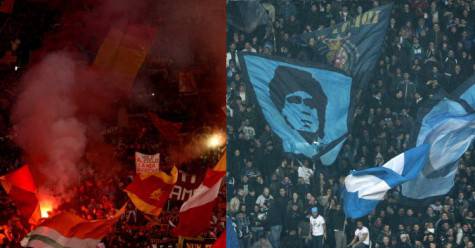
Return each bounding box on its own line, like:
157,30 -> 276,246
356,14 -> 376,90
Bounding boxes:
401,99 -> 475,199
452,74 -> 475,111
400,74 -> 475,200
343,144 -> 429,218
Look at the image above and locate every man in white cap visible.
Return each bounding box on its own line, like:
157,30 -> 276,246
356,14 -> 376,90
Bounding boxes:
308,207 -> 326,248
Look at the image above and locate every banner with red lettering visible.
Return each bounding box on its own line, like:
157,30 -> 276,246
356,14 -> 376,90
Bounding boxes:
135,152 -> 160,175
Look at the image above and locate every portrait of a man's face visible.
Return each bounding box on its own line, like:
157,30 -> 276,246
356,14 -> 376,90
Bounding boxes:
242,54 -> 352,164
282,91 -> 319,133
269,66 -> 327,142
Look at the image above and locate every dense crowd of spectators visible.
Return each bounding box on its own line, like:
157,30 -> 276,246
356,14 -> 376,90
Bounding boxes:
0,2 -> 225,248
227,0 -> 475,248
0,125 -> 226,247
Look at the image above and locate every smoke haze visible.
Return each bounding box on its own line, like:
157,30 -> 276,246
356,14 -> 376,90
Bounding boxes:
10,0 -> 224,202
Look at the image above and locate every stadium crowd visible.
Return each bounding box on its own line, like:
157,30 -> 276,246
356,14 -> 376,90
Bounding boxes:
227,0 -> 475,248
0,2 -> 226,248
0,125 -> 226,247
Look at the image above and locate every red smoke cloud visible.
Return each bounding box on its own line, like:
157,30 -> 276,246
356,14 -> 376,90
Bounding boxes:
10,0 -> 151,200
10,0 -> 225,201
12,52 -> 87,197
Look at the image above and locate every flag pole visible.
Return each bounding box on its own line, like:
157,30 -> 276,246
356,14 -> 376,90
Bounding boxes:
178,236 -> 184,248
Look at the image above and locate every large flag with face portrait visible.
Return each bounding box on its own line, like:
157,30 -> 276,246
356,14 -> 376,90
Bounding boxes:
294,3 -> 392,88
401,74 -> 475,200
239,53 -> 354,165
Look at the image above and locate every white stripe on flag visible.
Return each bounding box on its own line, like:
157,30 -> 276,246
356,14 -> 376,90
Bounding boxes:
179,178 -> 223,212
345,174 -> 390,200
22,226 -> 100,248
382,152 -> 405,175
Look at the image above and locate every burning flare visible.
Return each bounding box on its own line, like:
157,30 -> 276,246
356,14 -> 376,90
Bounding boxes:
38,197 -> 56,218
206,132 -> 225,149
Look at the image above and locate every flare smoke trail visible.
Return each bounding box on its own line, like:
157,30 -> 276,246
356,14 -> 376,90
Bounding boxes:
10,0 -> 225,202
12,53 -> 87,196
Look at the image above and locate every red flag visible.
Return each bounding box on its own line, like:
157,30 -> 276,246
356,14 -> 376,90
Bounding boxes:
0,165 -> 41,224
124,166 -> 178,216
0,0 -> 15,14
147,112 -> 182,140
212,232 -> 226,248
173,153 -> 225,237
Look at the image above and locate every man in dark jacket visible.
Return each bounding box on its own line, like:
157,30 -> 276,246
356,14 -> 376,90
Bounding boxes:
327,203 -> 346,248
267,188 -> 288,248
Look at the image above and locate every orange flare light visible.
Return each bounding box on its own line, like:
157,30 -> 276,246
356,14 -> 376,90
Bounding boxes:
39,200 -> 53,218
206,132 -> 225,149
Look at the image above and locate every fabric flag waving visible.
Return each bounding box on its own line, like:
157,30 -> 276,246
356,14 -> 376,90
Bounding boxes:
148,112 -> 183,140
343,144 -> 429,219
173,153 -> 226,237
294,4 -> 392,88
125,166 -> 178,216
212,232 -> 226,248
226,217 -> 239,248
212,217 -> 239,248
94,24 -> 156,95
399,74 -> 475,200
21,207 -> 125,248
452,74 -> 475,111
0,165 -> 41,224
227,0 -> 270,33
239,53 -> 354,165
401,98 -> 475,199
0,0 -> 15,14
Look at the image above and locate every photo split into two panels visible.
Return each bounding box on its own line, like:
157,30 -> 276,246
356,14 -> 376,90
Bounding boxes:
0,0 -> 225,247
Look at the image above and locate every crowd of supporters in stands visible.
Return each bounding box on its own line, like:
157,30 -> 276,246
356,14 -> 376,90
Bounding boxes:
0,126 -> 226,247
0,2 -> 225,247
227,0 -> 475,247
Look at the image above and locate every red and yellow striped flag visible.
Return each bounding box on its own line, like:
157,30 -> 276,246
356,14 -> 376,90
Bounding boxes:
125,166 -> 178,216
94,24 -> 156,94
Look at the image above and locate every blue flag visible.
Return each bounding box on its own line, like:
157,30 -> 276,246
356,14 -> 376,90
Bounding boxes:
294,4 -> 392,87
402,75 -> 475,200
227,0 -> 270,34
239,53 -> 354,165
343,144 -> 429,219
452,74 -> 475,111
227,217 -> 239,248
